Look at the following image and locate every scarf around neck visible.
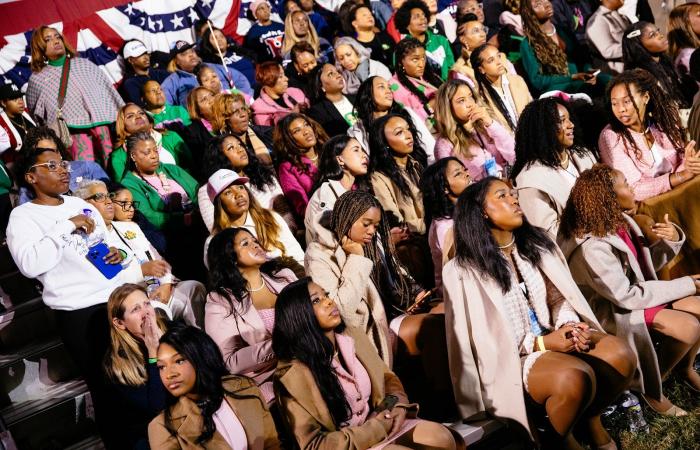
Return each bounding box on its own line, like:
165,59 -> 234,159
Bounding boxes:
341,59 -> 370,96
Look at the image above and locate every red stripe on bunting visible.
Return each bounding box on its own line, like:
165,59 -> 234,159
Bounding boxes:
222,0 -> 243,44
82,12 -> 124,52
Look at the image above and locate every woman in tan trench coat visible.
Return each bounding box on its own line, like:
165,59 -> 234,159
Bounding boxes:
559,165 -> 700,416
443,177 -> 636,450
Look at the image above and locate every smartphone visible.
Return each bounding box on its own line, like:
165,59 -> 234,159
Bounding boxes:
374,394 -> 399,413
86,242 -> 124,279
584,70 -> 600,80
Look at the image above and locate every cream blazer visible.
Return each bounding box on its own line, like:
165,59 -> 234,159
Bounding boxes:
481,73 -> 532,134
559,214 -> 694,400
442,246 -> 603,436
515,150 -> 597,238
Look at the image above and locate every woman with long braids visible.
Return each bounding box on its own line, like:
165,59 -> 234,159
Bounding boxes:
304,136 -> 369,243
103,284 -> 167,449
204,169 -> 304,267
433,79 -> 515,181
512,97 -> 597,237
443,177 -> 636,450
148,325 -> 280,449
389,38 -> 443,126
198,134 -> 287,233
622,21 -> 695,109
347,76 -> 435,161
272,278 -> 457,450
273,113 -> 328,220
469,44 -> 532,135
419,157 -> 471,294
599,69 -> 700,202
205,228 -> 297,404
559,164 -> 700,417
519,0 -> 605,96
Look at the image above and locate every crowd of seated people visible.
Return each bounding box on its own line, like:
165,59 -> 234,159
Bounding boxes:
3,1 -> 700,449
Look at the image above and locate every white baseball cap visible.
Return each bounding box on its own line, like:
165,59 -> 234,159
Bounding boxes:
207,169 -> 249,202
123,40 -> 148,59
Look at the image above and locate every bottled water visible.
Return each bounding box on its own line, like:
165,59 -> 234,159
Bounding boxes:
620,391 -> 649,434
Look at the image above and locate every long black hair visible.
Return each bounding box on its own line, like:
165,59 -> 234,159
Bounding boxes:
511,97 -> 592,180
202,133 -> 277,191
206,227 -> 286,317
393,38 -> 443,117
354,76 -> 405,129
272,278 -> 350,427
469,44 -> 516,131
160,325 -> 263,444
368,113 -> 427,198
453,177 -> 556,293
419,157 -> 465,229
606,69 -> 685,160
312,135 -> 370,193
622,21 -> 691,108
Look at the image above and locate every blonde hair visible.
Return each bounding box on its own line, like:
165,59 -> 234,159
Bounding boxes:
103,283 -> 167,387
433,79 -> 490,159
115,103 -> 160,148
282,11 -> 322,56
212,187 -> 287,256
30,26 -> 76,73
211,92 -> 249,133
186,86 -> 216,120
668,4 -> 700,62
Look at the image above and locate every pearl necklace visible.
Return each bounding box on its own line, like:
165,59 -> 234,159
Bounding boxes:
545,24 -> 556,37
246,278 -> 266,292
498,236 -> 516,249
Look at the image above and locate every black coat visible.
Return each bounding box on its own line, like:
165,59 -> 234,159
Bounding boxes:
307,98 -> 350,138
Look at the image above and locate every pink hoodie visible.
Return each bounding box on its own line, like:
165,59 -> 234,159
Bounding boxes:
251,87 -> 308,126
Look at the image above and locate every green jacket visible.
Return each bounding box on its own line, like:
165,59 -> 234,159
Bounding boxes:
109,130 -> 192,182
424,31 -> 455,81
149,104 -> 192,128
121,163 -> 199,230
520,38 -> 585,95
0,162 -> 11,196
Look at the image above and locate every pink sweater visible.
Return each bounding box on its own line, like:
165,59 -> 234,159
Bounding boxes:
598,125 -> 685,201
389,75 -> 437,123
332,333 -> 373,427
434,120 -> 516,181
251,87 -> 308,126
278,156 -> 318,218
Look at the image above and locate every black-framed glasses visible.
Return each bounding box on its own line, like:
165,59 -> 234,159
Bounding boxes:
113,200 -> 140,211
86,192 -> 115,203
28,160 -> 71,172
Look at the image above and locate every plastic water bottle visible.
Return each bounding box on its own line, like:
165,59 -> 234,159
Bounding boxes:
80,208 -> 104,247
621,391 -> 649,434
145,277 -> 161,298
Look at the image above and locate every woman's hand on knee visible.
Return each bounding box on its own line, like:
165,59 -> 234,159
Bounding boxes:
543,325 -> 577,353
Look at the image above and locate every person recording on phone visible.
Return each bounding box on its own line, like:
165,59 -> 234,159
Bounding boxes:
6,143 -> 135,443
272,278 -> 457,450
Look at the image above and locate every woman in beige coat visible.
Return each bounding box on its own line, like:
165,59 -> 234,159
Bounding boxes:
272,278 -> 457,450
511,98 -> 598,238
559,165 -> 700,416
444,177 -> 636,450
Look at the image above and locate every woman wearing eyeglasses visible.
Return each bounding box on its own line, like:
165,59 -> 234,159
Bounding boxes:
6,138 -> 135,446
74,179 -> 205,327
18,126 -> 109,204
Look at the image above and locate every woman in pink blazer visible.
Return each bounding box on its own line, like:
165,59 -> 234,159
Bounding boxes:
251,62 -> 309,127
599,69 -> 700,202
205,227 -> 297,404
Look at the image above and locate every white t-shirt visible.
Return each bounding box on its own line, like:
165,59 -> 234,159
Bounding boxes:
7,196 -> 136,311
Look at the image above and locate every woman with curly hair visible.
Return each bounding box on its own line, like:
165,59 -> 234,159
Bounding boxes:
622,21 -> 695,108
433,79 -> 515,181
519,0 -> 606,96
512,97 -> 597,237
205,227 -> 297,404
394,0 -> 455,80
148,325 -> 280,449
348,76 -> 435,160
444,176 -> 636,450
273,113 -> 328,219
204,169 -> 304,267
599,69 -> 700,202
470,43 -> 532,134
419,157 -> 470,294
559,164 -> 700,416
389,38 -> 443,125
668,4 -> 700,76
198,134 -> 287,233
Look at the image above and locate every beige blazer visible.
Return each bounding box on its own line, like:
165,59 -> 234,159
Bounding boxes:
273,327 -> 416,450
304,225 -> 393,367
370,167 -> 426,235
515,150 -> 597,238
204,269 -> 297,388
481,73 -> 532,134
148,376 -> 280,449
442,247 -> 603,436
558,214 -> 695,400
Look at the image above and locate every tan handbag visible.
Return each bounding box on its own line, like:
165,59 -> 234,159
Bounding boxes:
49,56 -> 73,149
